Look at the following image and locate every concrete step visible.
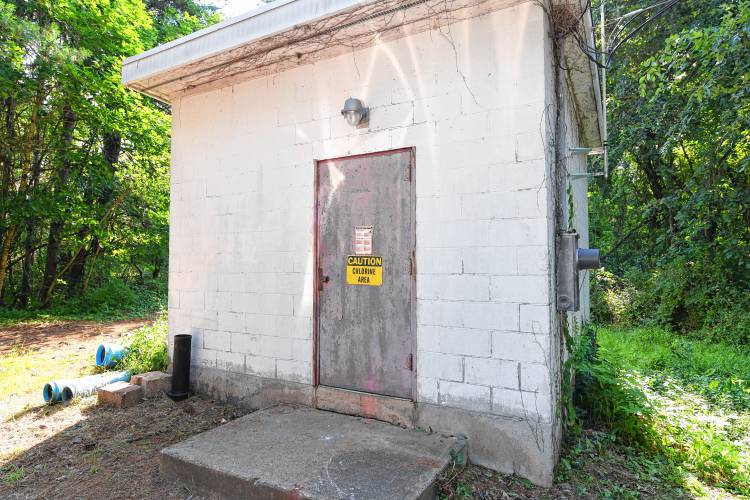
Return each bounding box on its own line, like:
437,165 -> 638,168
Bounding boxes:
160,405 -> 466,500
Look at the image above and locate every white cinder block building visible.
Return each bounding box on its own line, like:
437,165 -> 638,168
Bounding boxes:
123,0 -> 602,485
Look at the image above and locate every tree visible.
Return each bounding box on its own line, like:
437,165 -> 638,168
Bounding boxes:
0,0 -> 220,311
591,0 -> 750,342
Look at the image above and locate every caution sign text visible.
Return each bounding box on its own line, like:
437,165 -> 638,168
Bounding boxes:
346,255 -> 383,286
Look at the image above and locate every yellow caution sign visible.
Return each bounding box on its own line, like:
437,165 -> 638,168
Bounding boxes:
346,255 -> 383,286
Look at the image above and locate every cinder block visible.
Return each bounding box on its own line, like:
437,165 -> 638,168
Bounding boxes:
520,363 -> 551,394
131,371 -> 172,397
519,304 -> 551,334
439,381 -> 491,413
418,275 -> 490,302
414,93 -> 461,123
416,248 -> 463,274
488,218 -> 549,246
203,330 -> 231,352
246,354 -> 277,378
98,381 -> 143,408
490,275 -> 549,304
418,352 -> 463,381
516,246 -> 549,275
217,351 -> 245,373
369,102 -> 413,131
418,377 -> 439,404
276,359 -> 311,384
488,161 -> 547,193
433,326 -> 491,357
493,332 -> 548,364
462,247 -> 516,275
465,358 -> 517,387
295,119 -> 330,144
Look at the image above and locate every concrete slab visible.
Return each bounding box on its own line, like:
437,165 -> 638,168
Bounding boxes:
160,405 -> 466,500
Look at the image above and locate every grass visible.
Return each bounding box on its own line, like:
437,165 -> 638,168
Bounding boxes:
0,314 -> 165,422
0,346 -> 98,421
439,325 -> 750,498
587,326 -> 750,496
0,280 -> 165,327
2,465 -> 24,485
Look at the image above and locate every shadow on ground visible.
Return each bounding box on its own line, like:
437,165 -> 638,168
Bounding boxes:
0,394 -> 249,499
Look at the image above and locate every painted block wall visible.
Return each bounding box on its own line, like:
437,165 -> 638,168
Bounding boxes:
168,2 -> 555,424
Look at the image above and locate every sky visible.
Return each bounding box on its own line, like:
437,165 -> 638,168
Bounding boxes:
202,0 -> 266,19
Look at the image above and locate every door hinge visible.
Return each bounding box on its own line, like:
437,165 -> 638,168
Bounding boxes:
406,353 -> 413,371
404,165 -> 411,182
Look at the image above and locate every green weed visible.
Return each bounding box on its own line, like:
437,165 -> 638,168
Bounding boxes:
576,326 -> 750,495
115,316 -> 168,374
0,279 -> 165,327
2,465 -> 24,485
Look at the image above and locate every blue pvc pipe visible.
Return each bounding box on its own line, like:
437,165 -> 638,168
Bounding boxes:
61,371 -> 131,403
43,371 -> 131,404
43,380 -> 71,403
95,343 -> 127,368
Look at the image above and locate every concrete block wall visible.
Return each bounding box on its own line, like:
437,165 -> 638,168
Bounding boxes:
169,1 -> 554,425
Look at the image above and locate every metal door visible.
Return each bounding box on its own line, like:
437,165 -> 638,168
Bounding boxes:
316,148 -> 414,400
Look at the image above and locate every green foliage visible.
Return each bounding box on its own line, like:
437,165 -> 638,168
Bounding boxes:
0,0 -> 220,314
573,326 -> 750,495
0,280 -> 165,325
590,0 -> 750,340
115,316 -> 168,374
2,465 -> 24,485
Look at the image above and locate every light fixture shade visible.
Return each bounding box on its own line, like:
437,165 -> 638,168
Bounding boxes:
341,97 -> 368,127
343,109 -> 362,127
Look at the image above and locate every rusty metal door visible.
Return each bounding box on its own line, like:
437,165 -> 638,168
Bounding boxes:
316,149 -> 414,400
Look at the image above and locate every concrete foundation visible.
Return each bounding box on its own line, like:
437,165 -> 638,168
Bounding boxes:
161,405 -> 466,500
190,367 -> 557,486
417,403 -> 557,486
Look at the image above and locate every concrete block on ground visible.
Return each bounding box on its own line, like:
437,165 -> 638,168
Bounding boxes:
160,405 -> 466,500
131,371 -> 172,397
97,381 -> 143,408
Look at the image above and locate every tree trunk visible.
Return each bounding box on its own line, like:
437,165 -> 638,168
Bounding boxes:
17,121 -> 44,308
39,105 -> 76,306
0,90 -> 40,296
68,132 -> 121,297
17,217 -> 36,308
66,230 -> 89,296
152,256 -> 162,279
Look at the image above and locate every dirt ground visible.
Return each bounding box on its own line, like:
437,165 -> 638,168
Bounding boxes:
1,320 -> 694,499
0,393 -> 249,499
0,318 -> 146,354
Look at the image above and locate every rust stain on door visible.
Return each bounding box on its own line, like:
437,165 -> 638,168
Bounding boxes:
316,149 -> 415,399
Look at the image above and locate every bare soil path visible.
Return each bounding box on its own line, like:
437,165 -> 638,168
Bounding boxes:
0,319 -> 250,499
0,318 -> 147,354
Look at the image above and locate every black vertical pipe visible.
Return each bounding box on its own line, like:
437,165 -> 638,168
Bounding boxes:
167,334 -> 192,402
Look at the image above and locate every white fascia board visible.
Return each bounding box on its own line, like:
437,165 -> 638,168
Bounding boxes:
122,0 -> 371,86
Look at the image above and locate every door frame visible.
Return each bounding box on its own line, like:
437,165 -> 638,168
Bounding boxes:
312,147 -> 417,401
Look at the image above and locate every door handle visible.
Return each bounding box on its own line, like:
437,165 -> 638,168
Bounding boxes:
318,268 -> 330,291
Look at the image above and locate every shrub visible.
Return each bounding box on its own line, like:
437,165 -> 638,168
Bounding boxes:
83,281 -> 139,311
115,316 -> 168,374
592,263 -> 750,345
590,270 -> 637,326
579,326 -> 750,495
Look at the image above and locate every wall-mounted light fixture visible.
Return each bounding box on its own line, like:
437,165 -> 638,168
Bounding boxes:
341,97 -> 369,128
